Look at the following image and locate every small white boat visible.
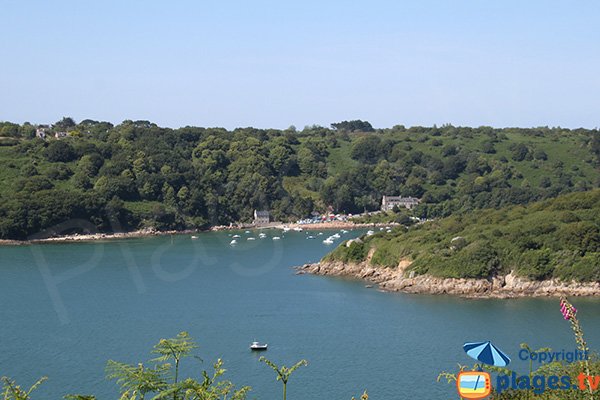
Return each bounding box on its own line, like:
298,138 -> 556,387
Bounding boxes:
366,230 -> 374,236
317,232 -> 323,236
191,235 -> 198,239
307,236 -> 315,239
230,239 -> 237,245
332,233 -> 341,239
341,230 -> 348,234
282,227 -> 290,232
232,234 -> 241,238
293,227 -> 303,232
323,238 -> 334,245
250,341 -> 268,351
247,237 -> 256,241
258,233 -> 267,239
272,236 -> 281,240
245,230 -> 251,234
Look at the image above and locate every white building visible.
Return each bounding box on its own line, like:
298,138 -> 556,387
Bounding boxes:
253,210 -> 270,225
381,195 -> 420,211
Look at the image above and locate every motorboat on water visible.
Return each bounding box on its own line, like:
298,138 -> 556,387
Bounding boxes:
250,341 -> 268,351
247,237 -> 256,241
232,234 -> 241,238
272,236 -> 281,240
191,235 -> 198,239
230,239 -> 237,245
323,238 -> 334,245
258,233 -> 267,238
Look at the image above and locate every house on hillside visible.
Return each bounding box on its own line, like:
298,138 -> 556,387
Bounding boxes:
253,210 -> 270,225
35,128 -> 47,139
54,131 -> 68,139
381,195 -> 420,211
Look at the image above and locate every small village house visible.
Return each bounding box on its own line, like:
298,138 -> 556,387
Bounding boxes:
253,210 -> 270,225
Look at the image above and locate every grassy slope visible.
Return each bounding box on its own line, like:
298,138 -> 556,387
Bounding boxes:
325,189 -> 600,282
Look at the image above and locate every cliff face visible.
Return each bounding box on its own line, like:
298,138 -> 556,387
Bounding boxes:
296,259 -> 600,298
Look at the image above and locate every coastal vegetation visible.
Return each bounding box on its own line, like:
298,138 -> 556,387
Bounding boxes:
0,119 -> 598,240
325,189 -> 600,282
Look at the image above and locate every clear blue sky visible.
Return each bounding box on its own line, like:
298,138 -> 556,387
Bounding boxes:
2,0 -> 599,129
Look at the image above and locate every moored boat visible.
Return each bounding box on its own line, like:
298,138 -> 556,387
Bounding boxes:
250,341 -> 268,351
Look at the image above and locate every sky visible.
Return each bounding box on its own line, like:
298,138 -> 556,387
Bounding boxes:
1,0 -> 600,130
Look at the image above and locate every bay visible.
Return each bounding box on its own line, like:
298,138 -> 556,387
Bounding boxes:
1,229 -> 599,399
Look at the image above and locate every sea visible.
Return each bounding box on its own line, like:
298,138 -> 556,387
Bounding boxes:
1,229 -> 599,399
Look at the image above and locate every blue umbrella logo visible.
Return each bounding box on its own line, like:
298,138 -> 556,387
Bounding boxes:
463,341 -> 511,367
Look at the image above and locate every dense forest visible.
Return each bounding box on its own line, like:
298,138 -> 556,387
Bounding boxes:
0,118 -> 599,240
325,190 -> 600,282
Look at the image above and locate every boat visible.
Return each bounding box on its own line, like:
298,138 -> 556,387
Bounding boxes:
247,237 -> 256,241
232,234 -> 241,238
230,239 -> 237,245
191,235 -> 198,239
258,233 -> 267,239
323,238 -> 334,245
245,230 -> 251,234
272,236 -> 281,240
250,341 -> 268,351
307,235 -> 315,239
282,227 -> 291,232
366,230 -> 374,236
293,227 -> 303,232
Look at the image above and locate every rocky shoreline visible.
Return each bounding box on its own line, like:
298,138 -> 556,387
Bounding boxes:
0,228 -> 193,246
296,260 -> 600,298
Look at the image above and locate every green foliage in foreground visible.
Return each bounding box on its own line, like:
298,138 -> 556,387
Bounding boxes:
1,119 -> 599,239
325,189 -> 600,281
259,357 -> 307,400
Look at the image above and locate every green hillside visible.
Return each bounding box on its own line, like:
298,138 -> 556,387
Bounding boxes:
325,190 -> 600,282
0,119 -> 599,240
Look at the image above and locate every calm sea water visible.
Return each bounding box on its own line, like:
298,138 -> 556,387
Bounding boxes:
1,229 -> 600,399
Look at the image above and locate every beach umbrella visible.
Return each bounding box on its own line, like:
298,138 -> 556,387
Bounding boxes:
463,341 -> 511,367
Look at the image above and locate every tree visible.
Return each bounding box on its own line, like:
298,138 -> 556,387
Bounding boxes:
45,141 -> 77,162
259,357 -> 308,400
106,360 -> 169,399
350,136 -> 381,164
1,376 -> 47,400
151,332 -> 198,385
331,120 -> 374,132
510,143 -> 530,162
54,117 -> 77,130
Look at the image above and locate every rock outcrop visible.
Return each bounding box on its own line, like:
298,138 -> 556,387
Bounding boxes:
296,260 -> 600,298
